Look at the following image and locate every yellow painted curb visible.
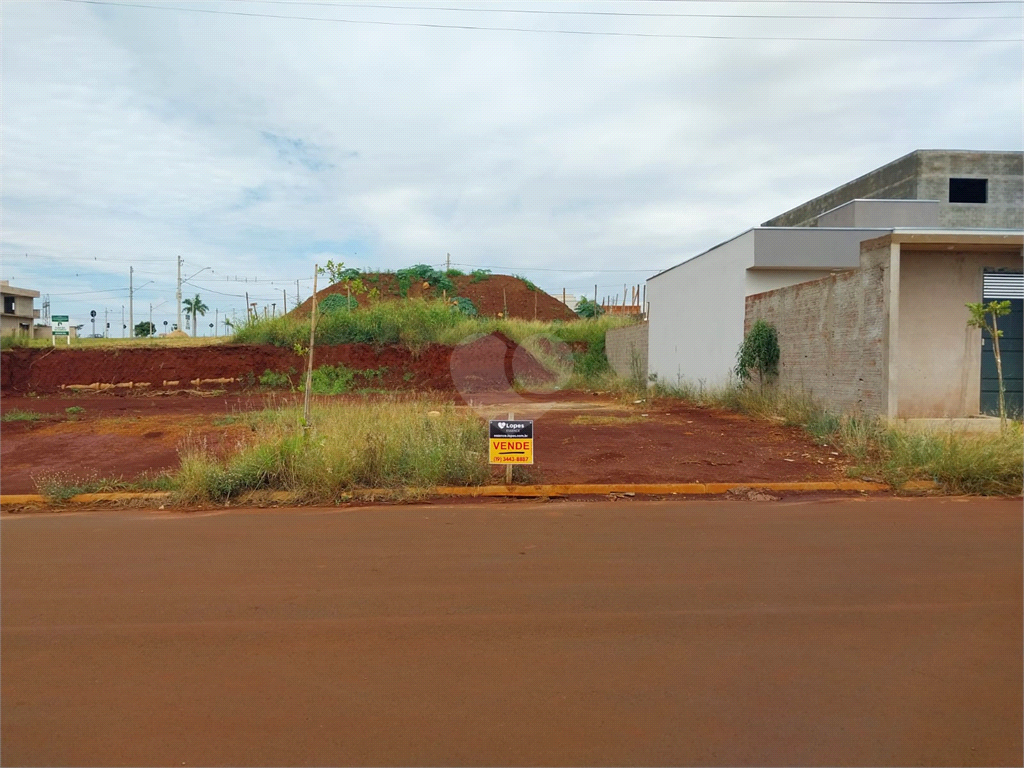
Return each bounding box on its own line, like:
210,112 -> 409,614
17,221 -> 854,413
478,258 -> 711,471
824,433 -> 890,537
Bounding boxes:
431,480 -> 902,497
0,480 -> 936,508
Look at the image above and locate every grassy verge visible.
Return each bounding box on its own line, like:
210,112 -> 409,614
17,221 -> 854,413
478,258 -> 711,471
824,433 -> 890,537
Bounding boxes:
1,335 -> 230,350
650,381 -> 1024,496
175,398 -> 490,504
32,471 -> 176,504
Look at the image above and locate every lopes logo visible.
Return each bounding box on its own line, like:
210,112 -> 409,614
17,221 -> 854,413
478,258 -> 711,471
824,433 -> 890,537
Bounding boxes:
497,422 -> 526,430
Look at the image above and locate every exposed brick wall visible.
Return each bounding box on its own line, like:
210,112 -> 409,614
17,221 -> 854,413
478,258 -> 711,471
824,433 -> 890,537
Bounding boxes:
606,323 -> 648,382
745,243 -> 890,417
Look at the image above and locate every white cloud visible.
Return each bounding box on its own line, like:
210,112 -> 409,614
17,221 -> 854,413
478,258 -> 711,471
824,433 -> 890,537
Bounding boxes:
1,0 -> 1020,325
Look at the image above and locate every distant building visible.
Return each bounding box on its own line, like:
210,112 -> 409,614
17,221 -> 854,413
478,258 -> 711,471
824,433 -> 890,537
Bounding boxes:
1,281 -> 41,338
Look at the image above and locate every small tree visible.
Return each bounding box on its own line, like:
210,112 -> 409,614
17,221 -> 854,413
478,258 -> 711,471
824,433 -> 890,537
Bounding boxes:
967,300 -> 1012,429
575,297 -> 603,318
318,260 -> 366,306
134,320 -> 156,337
736,319 -> 780,392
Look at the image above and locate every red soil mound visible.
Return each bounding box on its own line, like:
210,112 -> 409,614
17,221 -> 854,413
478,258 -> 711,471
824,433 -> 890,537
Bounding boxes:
293,273 -> 576,322
0,333 -> 555,396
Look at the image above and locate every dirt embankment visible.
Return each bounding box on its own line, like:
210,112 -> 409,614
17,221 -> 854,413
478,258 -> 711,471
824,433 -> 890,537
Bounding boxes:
0,333 -> 555,395
292,273 -> 577,321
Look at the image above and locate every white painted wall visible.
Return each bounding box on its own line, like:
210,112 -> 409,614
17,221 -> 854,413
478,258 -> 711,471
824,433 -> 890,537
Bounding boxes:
745,268 -> 838,296
647,232 -> 754,388
647,226 -> 896,389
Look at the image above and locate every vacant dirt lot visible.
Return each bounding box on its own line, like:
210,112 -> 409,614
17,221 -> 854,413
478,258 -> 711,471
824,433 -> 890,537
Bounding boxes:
0,390 -> 846,494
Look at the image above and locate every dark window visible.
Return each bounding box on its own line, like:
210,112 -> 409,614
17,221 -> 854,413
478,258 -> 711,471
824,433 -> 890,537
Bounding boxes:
3,296 -> 15,314
949,177 -> 988,204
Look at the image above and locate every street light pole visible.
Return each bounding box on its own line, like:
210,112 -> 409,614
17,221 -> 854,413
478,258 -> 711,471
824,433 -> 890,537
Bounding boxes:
176,256 -> 183,334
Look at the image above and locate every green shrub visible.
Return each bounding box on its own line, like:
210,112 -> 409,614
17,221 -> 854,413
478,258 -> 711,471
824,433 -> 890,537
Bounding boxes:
452,296 -> 478,316
259,368 -> 295,389
736,320 -> 780,388
574,297 -> 603,318
307,364 -> 356,395
395,264 -> 455,297
470,269 -> 491,283
319,294 -> 358,314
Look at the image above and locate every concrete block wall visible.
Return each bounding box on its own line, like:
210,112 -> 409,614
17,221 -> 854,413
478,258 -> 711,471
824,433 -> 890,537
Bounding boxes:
918,151 -> 1024,229
744,242 -> 890,417
605,323 -> 649,382
763,150 -> 1023,230
762,153 -> 920,227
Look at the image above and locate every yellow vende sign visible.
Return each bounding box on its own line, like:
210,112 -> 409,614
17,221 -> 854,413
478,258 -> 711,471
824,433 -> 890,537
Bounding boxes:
489,420 -> 534,465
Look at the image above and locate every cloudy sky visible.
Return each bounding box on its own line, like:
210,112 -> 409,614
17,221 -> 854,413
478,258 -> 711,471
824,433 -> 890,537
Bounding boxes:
2,0 -> 1021,333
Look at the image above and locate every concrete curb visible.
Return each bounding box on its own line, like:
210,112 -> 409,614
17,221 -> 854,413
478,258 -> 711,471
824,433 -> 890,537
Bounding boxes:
0,480 -> 937,508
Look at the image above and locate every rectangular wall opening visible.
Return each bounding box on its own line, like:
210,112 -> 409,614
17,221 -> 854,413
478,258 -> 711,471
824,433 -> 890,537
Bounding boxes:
949,177 -> 988,204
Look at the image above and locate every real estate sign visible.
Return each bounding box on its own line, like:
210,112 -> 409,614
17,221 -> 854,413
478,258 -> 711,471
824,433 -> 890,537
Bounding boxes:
52,314 -> 70,346
489,420 -> 534,465
52,315 -> 70,336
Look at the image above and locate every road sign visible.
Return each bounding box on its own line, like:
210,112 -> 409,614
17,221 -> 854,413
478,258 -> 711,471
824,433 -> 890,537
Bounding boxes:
489,420 -> 534,465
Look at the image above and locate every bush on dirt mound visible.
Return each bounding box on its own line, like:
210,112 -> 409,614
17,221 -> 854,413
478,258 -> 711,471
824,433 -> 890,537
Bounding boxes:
293,272 -> 575,321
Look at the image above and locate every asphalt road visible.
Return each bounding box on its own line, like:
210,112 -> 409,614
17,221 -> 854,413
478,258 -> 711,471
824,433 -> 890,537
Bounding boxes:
2,498 -> 1021,766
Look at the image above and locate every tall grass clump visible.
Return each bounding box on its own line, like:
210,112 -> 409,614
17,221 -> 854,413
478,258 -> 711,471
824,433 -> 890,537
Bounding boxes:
234,299 -> 466,352
175,398 -> 490,503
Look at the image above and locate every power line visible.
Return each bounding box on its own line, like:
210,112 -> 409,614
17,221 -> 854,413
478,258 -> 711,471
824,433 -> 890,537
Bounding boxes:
226,0 -> 1020,20
53,0 -> 1020,41
448,261 -> 657,273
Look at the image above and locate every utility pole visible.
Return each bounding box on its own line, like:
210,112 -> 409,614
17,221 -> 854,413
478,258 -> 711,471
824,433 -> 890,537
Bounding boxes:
121,306 -> 125,338
295,280 -> 300,306
149,303 -> 154,334
283,289 -> 288,314
176,255 -> 183,334
129,266 -> 134,337
104,308 -> 109,338
215,309 -> 219,336
446,253 -> 451,271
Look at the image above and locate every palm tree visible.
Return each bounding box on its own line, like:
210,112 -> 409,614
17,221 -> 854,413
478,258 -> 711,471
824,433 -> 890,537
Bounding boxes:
182,294 -> 209,337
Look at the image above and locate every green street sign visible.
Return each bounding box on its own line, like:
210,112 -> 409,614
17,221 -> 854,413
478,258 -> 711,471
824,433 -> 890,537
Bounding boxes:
52,315 -> 70,337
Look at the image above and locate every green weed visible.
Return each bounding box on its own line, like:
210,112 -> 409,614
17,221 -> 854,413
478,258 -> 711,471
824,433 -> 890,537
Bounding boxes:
2,409 -> 44,422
